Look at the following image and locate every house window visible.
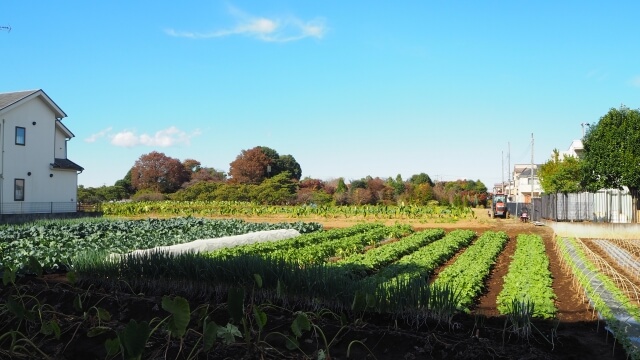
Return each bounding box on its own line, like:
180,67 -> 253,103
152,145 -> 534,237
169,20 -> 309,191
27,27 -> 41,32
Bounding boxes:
14,179 -> 24,201
15,127 -> 25,145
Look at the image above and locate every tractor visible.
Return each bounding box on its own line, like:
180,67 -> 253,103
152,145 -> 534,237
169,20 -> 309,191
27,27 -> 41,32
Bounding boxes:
489,193 -> 509,219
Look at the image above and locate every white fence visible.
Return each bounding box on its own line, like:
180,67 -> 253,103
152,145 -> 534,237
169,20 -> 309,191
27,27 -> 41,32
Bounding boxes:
541,188 -> 639,223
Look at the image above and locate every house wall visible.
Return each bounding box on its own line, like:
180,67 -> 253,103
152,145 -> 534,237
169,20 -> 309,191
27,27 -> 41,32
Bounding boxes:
0,97 -> 77,207
513,176 -> 542,203
54,127 -> 67,158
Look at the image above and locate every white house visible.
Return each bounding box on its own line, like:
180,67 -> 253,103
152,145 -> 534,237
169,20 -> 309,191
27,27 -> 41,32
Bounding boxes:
0,89 -> 83,214
510,164 -> 542,203
557,139 -> 584,159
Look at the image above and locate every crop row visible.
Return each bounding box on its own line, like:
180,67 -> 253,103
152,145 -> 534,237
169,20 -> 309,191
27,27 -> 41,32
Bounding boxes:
338,228 -> 446,274
0,217 -> 321,271
365,229 -> 477,289
210,223 -> 387,259
496,234 -> 556,319
556,237 -> 640,359
432,231 -> 508,313
268,224 -> 413,265
101,200 -> 475,221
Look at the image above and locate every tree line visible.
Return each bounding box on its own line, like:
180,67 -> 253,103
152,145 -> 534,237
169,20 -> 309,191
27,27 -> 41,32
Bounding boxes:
78,145 -> 488,207
539,105 -> 640,194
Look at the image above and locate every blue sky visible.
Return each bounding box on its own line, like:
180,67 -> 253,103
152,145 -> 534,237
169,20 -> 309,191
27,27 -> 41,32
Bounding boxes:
1,1 -> 639,188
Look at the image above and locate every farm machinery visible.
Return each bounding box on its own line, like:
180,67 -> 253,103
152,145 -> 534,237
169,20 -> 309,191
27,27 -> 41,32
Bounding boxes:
489,193 -> 508,219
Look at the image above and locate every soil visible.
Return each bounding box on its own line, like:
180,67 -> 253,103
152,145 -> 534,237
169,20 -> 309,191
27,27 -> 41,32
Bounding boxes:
0,212 -> 630,359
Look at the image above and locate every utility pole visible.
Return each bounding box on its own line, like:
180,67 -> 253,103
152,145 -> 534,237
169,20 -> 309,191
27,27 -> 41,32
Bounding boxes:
507,142 -> 511,198
501,150 -> 504,193
581,122 -> 590,139
531,133 -> 534,221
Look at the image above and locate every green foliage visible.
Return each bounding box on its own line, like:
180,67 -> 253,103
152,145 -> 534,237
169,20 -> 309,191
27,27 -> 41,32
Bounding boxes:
275,154 -> 302,181
78,184 -> 129,203
227,287 -> 245,324
162,296 -> 191,338
539,149 -> 583,193
433,231 -> 508,312
364,229 -> 477,295
338,228 -> 445,273
169,181 -> 222,201
0,217 -> 321,271
202,318 -> 219,351
409,173 -> 434,186
335,178 -> 347,193
118,319 -> 152,360
496,234 -> 556,319
217,323 -> 242,345
582,106 -> 640,191
252,171 -> 297,205
102,200 -> 475,223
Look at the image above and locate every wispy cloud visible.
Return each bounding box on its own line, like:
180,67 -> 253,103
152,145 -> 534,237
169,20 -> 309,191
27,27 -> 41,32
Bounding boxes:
630,76 -> 640,88
86,126 -> 200,148
110,126 -> 201,148
84,127 -> 112,143
165,6 -> 326,42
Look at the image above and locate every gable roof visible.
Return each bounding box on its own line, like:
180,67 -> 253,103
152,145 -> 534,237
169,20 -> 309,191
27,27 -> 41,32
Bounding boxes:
0,89 -> 67,118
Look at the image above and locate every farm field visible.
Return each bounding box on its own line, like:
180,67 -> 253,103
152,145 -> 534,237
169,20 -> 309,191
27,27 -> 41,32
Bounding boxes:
0,210 -> 636,359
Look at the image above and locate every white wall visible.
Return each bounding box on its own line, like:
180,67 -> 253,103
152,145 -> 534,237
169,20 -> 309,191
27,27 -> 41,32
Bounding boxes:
0,96 -> 78,208
54,127 -> 67,158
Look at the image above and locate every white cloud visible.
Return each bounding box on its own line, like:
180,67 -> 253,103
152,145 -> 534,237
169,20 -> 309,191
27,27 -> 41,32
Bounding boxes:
106,126 -> 200,148
84,127 -> 112,143
630,76 -> 640,88
165,6 -> 326,43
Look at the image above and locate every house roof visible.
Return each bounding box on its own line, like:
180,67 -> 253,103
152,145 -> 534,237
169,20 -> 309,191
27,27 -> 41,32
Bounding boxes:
0,89 -> 67,118
51,158 -> 84,172
56,120 -> 75,138
520,168 -> 538,176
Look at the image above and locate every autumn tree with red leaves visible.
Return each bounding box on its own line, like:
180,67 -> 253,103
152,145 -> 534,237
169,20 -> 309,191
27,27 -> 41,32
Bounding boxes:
229,146 -> 303,184
130,151 -> 190,193
228,147 -> 272,184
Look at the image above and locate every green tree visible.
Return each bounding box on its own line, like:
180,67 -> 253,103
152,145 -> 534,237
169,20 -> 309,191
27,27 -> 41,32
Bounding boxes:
276,154 -> 302,180
411,183 -> 434,205
386,174 -> 405,196
581,106 -> 640,191
252,171 -> 297,204
258,146 -> 303,180
170,182 -> 221,201
335,178 -> 347,194
409,173 -> 434,187
114,170 -> 134,197
539,149 -> 583,194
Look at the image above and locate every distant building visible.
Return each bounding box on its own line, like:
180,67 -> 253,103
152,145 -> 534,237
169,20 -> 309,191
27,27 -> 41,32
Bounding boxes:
510,164 -> 542,203
557,139 -> 584,159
